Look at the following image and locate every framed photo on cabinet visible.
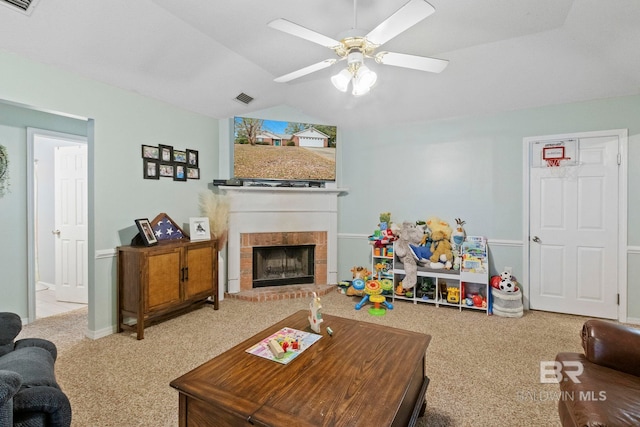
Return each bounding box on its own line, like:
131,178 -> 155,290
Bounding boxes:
189,217 -> 211,241
135,218 -> 158,246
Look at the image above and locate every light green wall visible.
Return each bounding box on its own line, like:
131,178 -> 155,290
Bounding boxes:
1,47 -> 639,330
0,50 -> 219,334
337,95 -> 640,319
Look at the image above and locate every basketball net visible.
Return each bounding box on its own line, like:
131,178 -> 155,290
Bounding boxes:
545,157 -> 579,179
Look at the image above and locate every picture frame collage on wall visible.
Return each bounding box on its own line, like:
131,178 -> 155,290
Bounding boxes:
142,144 -> 200,181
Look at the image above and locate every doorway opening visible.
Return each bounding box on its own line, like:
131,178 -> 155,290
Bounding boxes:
28,129 -> 88,319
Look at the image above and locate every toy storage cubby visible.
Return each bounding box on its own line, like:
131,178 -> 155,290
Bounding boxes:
390,237 -> 490,314
371,244 -> 395,296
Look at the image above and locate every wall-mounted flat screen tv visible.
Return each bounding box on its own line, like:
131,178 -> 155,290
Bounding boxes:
233,117 -> 337,182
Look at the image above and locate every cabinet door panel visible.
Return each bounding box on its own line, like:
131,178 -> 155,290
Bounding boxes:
147,249 -> 182,310
185,245 -> 214,298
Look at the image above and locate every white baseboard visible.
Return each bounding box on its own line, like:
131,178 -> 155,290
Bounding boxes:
85,325 -> 117,340
625,317 -> 640,325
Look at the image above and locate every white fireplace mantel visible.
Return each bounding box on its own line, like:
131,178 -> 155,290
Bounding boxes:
220,186 -> 348,293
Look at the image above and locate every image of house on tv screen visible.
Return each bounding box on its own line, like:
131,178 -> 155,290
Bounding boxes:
234,117 -> 337,182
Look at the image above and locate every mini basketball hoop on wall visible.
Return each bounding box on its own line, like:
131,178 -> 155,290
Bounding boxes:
543,146 -> 570,167
531,139 -> 580,178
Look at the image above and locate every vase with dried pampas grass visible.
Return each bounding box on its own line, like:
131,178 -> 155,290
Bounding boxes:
199,192 -> 230,248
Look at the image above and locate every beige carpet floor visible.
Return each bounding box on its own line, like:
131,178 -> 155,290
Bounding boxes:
18,290 -> 590,427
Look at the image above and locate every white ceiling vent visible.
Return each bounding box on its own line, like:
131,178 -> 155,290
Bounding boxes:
1,0 -> 40,15
234,93 -> 254,105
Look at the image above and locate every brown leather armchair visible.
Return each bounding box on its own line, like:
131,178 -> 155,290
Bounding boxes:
556,319 -> 640,427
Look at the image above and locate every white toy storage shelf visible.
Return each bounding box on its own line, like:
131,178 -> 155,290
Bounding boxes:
373,237 -> 490,314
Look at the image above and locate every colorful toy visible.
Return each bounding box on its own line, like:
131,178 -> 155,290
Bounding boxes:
394,222 -> 425,291
369,212 -> 398,247
351,278 -> 366,294
472,294 -> 484,307
308,292 -> 323,333
380,278 -> 394,295
429,230 -> 454,269
490,275 -> 502,289
451,218 -> 466,251
408,243 -> 432,263
347,266 -> 370,296
446,287 -> 460,304
351,266 -> 370,280
499,270 -> 518,292
355,279 -> 393,315
426,217 -> 452,240
374,261 -> 390,279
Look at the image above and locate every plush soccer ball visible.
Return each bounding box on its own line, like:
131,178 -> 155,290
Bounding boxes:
499,271 -> 516,292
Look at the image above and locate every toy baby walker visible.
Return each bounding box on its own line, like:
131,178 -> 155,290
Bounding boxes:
355,280 -> 394,316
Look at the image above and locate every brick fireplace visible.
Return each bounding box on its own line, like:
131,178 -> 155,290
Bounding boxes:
240,231 -> 327,291
219,185 -> 345,298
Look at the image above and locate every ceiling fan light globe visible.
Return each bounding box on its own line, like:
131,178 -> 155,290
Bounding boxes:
352,75 -> 373,96
356,65 -> 377,89
351,83 -> 371,97
331,68 -> 351,92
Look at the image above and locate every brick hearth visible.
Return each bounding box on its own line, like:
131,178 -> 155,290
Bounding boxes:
225,283 -> 336,302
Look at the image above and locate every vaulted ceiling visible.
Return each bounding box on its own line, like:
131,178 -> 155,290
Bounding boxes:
1,0 -> 639,128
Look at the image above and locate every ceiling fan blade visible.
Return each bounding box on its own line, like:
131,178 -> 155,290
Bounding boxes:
274,59 -> 337,83
375,51 -> 448,73
366,0 -> 435,46
268,19 -> 341,48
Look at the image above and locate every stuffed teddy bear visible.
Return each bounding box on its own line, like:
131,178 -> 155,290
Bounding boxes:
426,216 -> 452,241
429,230 -> 453,269
394,221 -> 424,291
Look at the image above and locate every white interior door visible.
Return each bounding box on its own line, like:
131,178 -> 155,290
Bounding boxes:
54,145 -> 88,303
529,133 -> 620,319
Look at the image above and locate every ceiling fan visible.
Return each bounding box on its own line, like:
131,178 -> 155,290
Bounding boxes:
268,0 -> 448,95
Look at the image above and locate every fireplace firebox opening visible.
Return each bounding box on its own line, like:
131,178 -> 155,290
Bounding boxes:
252,244 -> 315,288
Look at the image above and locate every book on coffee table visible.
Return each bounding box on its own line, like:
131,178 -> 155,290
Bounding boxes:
245,327 -> 322,365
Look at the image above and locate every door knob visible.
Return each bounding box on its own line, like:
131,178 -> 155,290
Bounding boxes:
52,230 -> 61,236
532,236 -> 541,243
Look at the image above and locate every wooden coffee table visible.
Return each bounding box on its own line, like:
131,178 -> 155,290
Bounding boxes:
170,310 -> 431,427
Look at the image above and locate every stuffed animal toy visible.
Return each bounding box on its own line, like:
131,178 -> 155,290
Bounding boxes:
347,266 -> 371,296
409,243 -> 432,263
351,266 -> 370,280
394,222 -> 424,291
429,230 -> 454,269
426,216 -> 452,241
451,218 -> 466,251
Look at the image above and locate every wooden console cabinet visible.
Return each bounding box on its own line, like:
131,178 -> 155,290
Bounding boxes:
117,239 -> 218,339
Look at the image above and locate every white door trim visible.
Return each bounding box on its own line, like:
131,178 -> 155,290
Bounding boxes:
27,127 -> 88,322
522,129 -> 628,322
